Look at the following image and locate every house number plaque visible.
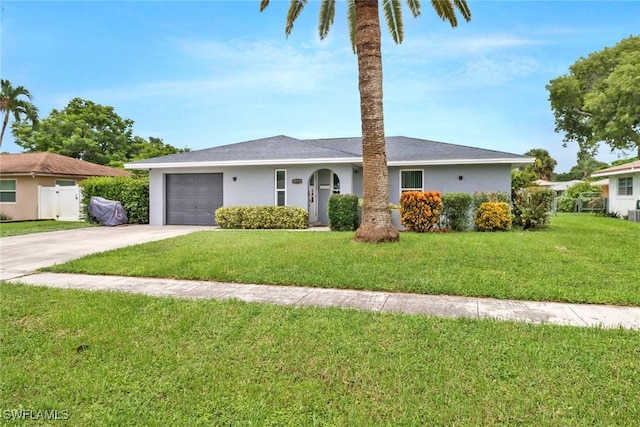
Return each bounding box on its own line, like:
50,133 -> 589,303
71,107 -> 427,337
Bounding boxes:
291,178 -> 303,184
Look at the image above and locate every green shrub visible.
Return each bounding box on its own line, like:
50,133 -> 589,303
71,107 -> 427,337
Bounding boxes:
399,191 -> 442,232
474,202 -> 512,232
511,169 -> 537,192
0,212 -> 13,221
441,192 -> 473,231
513,186 -> 555,230
565,181 -> 599,199
328,194 -> 359,231
557,197 -> 577,213
472,191 -> 511,210
80,176 -> 149,224
215,206 -> 308,229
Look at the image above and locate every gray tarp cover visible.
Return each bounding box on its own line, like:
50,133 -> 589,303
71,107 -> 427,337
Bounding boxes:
88,196 -> 128,226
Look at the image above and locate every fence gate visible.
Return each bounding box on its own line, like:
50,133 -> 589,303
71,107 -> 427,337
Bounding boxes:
38,185 -> 82,221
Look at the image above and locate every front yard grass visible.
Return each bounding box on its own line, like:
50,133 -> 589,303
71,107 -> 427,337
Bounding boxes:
0,220 -> 93,237
46,214 -> 640,305
1,283 -> 638,426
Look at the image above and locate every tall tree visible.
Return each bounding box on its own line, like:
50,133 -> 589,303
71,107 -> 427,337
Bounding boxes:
12,97 -> 187,167
523,148 -> 557,181
0,79 -> 39,148
260,0 -> 471,243
547,36 -> 640,160
554,153 -> 609,181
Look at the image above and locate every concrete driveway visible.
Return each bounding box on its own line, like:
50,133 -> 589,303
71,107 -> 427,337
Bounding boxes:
0,225 -> 210,280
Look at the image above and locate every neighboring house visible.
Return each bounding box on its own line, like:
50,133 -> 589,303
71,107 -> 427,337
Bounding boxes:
0,152 -> 130,221
126,135 -> 533,227
591,160 -> 640,216
535,179 -> 583,196
591,178 -> 609,198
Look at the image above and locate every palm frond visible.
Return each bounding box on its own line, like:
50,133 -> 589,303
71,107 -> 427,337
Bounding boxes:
318,0 -> 336,40
9,99 -> 38,123
383,0 -> 404,44
285,0 -> 308,37
259,0 -> 270,12
453,0 -> 472,22
430,0 -> 457,27
347,0 -> 357,53
405,0 -> 421,18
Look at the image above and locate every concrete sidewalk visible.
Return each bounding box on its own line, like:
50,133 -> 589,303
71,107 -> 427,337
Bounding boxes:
8,272 -> 640,330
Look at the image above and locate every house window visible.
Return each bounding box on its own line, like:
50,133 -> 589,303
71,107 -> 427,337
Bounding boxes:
275,169 -> 286,206
400,170 -> 423,192
55,180 -> 76,186
618,177 -> 633,196
0,179 -> 17,203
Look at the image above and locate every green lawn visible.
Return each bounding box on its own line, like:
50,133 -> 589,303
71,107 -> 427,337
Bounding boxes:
46,214 -> 640,305
1,283 -> 638,426
0,220 -> 93,237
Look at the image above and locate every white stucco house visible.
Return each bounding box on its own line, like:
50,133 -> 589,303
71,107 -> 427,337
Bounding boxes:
125,135 -> 533,226
591,160 -> 640,218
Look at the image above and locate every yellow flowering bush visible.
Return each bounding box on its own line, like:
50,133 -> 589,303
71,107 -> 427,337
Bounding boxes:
399,191 -> 442,232
474,202 -> 512,232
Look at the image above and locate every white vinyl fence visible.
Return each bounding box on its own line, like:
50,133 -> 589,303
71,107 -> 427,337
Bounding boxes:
38,185 -> 82,221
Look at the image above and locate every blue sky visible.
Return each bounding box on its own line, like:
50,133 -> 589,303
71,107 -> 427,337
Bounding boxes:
1,0 -> 638,172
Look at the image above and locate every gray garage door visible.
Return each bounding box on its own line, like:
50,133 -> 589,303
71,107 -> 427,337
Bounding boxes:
166,173 -> 223,225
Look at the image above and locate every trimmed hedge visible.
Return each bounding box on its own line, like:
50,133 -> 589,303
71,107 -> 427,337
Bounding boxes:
80,176 -> 149,224
399,191 -> 442,232
441,192 -> 473,231
474,202 -> 512,232
472,191 -> 511,210
215,206 -> 308,229
328,194 -> 359,231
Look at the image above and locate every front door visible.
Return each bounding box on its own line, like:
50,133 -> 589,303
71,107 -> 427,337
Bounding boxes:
308,172 -> 318,223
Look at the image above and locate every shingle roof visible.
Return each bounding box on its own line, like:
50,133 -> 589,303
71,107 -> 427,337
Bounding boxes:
0,152 -> 131,177
591,160 -> 640,177
126,135 -> 532,168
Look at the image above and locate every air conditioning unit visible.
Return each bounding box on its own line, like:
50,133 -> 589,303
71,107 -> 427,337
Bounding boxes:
629,210 -> 640,222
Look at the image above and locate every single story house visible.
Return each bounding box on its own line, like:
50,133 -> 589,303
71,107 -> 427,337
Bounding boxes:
125,135 -> 533,226
535,179 -> 583,196
0,152 -> 130,221
591,160 -> 640,217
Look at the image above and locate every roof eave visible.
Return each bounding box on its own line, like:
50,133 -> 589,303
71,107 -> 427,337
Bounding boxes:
388,158 -> 534,167
125,157 -> 360,170
591,167 -> 638,178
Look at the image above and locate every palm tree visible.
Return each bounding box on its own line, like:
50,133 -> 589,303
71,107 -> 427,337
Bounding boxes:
523,148 -> 557,181
1,79 -> 39,149
260,0 -> 471,242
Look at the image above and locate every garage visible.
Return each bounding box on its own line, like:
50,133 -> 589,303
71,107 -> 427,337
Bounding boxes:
166,173 -> 223,225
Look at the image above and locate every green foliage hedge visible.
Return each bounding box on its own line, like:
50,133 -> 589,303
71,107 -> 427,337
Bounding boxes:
80,176 -> 149,224
441,192 -> 473,231
328,194 -> 359,231
474,202 -> 512,232
513,186 -> 556,230
472,191 -> 511,210
215,206 -> 308,229
557,197 -> 577,212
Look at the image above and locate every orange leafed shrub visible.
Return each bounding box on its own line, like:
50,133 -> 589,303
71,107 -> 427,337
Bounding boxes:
474,202 -> 512,232
399,191 -> 442,232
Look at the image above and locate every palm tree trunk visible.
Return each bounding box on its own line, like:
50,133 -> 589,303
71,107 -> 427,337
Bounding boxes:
353,0 -> 399,243
0,111 -> 9,149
